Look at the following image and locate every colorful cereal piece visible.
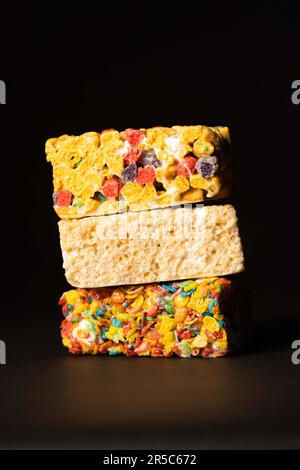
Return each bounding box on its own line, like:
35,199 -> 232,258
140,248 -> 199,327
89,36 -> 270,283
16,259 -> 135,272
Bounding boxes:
55,189 -> 73,207
122,128 -> 146,147
136,166 -> 156,185
101,176 -> 123,198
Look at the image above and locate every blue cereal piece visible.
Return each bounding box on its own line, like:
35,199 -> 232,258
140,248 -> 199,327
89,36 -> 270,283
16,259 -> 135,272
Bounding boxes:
162,284 -> 177,293
111,317 -> 123,328
180,289 -> 196,297
95,307 -> 106,317
122,301 -> 129,307
101,328 -> 109,340
109,350 -> 121,355
209,298 -> 218,314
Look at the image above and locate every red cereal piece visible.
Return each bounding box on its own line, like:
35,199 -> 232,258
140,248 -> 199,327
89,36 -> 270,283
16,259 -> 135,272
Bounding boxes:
146,330 -> 160,341
57,189 -> 73,207
58,296 -> 66,306
202,347 -> 213,357
175,162 -> 189,178
62,303 -> 69,315
184,156 -> 197,173
123,148 -> 140,165
176,156 -> 197,178
151,345 -> 164,357
101,176 -> 123,198
69,340 -> 83,355
123,128 -> 146,147
180,329 -> 191,340
146,305 -> 159,317
136,166 -> 156,184
141,321 -> 156,337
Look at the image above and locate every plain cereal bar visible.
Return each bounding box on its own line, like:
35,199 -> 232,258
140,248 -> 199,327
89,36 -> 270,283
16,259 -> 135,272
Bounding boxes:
58,205 -> 244,287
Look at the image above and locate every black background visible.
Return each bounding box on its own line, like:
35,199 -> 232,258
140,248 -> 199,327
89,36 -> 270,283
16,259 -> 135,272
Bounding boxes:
1,2 -> 300,449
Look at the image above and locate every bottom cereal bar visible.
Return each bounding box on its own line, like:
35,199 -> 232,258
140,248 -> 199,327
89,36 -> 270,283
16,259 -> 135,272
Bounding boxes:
59,277 -> 251,358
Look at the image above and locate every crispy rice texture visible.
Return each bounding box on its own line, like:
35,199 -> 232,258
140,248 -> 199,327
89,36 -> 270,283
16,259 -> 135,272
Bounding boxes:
58,205 -> 244,287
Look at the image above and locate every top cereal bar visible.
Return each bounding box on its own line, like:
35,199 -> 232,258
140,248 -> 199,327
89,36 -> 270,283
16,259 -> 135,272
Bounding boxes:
45,125 -> 234,218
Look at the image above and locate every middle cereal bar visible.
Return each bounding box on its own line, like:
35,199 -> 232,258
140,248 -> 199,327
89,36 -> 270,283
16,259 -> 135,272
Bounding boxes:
58,204 -> 244,287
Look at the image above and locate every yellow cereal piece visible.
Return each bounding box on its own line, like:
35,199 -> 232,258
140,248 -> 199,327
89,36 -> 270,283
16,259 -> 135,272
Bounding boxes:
100,130 -> 120,143
106,325 -> 123,342
190,174 -> 208,189
158,316 -> 175,335
156,194 -> 174,206
181,188 -> 204,202
127,331 -> 138,343
155,167 -> 164,183
205,177 -> 221,197
62,337 -> 72,348
99,167 -> 114,178
199,126 -> 218,144
89,300 -> 100,314
145,127 -> 175,147
172,125 -> 203,143
129,183 -> 157,210
160,331 -> 176,353
183,281 -> 199,292
55,206 -> 78,218
214,313 -> 223,322
219,126 -> 230,142
84,199 -> 101,214
143,183 -> 156,202
143,296 -> 155,310
174,176 -> 190,192
120,182 -> 143,203
64,290 -> 81,305
111,304 -> 125,315
220,328 -> 227,341
131,294 -> 144,310
188,297 -> 210,314
191,334 -> 208,349
214,339 -> 228,351
115,313 -> 130,323
73,303 -> 90,315
105,154 -> 124,175
203,316 -> 220,333
193,139 -> 214,157
125,292 -> 139,299
174,307 -> 188,324
98,199 -> 120,215
174,295 -> 189,308
157,150 -> 175,165
164,164 -> 176,178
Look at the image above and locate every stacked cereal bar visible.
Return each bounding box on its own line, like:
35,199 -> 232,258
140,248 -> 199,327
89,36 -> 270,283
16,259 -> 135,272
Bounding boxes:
46,126 -> 233,218
59,278 -> 250,358
46,124 -> 250,358
58,205 -> 244,287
